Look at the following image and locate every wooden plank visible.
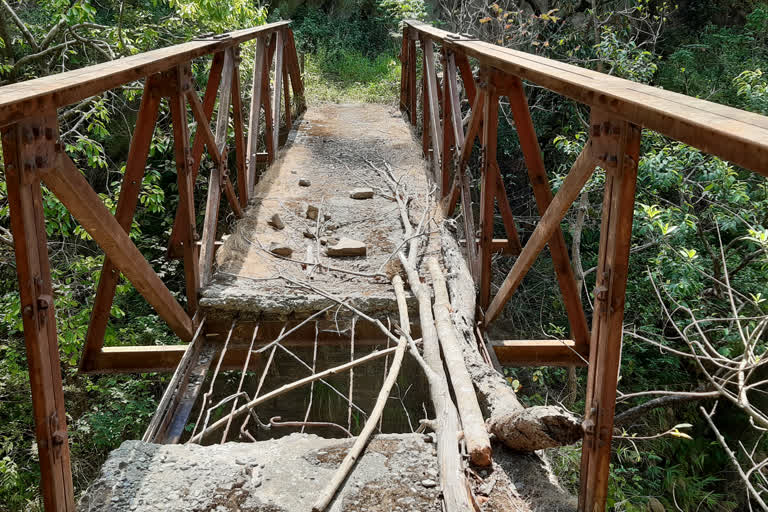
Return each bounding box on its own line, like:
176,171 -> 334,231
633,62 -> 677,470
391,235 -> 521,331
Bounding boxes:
445,52 -> 465,150
82,345 -> 259,373
408,38 -> 417,125
478,79 -> 498,309
399,32 -> 409,111
404,20 -> 768,176
444,87 -> 485,217
154,342 -> 217,444
461,238 -> 518,255
423,38 -> 443,167
503,75 -> 589,346
491,340 -> 587,367
185,89 -> 223,165
231,48 -> 248,208
485,145 -> 596,324
42,154 -> 193,341
421,40 -> 430,159
199,160 -> 222,288
459,163 -> 478,281
458,88 -> 484,175
454,51 -> 477,107
440,48 -> 454,196
246,36 -> 266,193
263,34 -> 276,163
167,51 -> 225,258
271,30 -> 284,157
282,61 -> 292,133
579,113 -> 641,512
216,49 -> 244,219
170,66 -> 200,316
0,22 -> 292,128
2,117 -> 75,511
283,29 -> 305,112
81,74 -> 162,370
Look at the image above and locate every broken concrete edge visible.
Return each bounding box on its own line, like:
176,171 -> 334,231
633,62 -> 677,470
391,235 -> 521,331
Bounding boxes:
199,285 -> 419,321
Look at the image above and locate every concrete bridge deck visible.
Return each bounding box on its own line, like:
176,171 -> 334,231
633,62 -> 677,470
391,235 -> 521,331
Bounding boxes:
201,103 -> 428,322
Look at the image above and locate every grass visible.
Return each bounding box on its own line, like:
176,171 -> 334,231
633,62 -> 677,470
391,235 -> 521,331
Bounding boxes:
302,49 -> 401,105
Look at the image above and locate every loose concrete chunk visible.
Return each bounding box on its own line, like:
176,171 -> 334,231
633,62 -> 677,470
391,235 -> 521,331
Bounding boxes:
350,187 -> 374,199
327,237 -> 367,257
306,204 -> 319,220
303,229 -> 316,239
299,178 -> 311,187
268,213 -> 285,230
269,242 -> 292,257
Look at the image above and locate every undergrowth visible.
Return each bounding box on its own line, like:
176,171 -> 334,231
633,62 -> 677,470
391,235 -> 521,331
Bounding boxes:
302,50 -> 400,104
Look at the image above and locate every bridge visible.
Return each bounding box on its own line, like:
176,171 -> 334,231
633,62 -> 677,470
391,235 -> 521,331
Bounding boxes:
1,18 -> 766,512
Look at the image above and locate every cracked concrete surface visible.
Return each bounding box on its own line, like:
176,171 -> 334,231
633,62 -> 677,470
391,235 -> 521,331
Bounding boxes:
201,104 -> 428,321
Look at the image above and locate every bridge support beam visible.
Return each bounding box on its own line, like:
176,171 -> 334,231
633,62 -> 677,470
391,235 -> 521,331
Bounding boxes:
579,111 -> 641,512
2,118 -> 76,511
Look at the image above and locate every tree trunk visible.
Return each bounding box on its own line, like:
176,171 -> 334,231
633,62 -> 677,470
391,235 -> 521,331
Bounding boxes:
440,227 -> 583,451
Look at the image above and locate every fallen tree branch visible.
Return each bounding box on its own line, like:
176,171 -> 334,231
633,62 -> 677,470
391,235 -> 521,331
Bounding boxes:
440,226 -> 582,451
398,251 -> 472,512
427,256 -> 492,466
188,345 -> 398,443
312,275 -> 410,511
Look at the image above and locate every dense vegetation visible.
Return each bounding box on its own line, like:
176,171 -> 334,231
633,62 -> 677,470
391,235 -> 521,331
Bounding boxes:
0,0 -> 766,510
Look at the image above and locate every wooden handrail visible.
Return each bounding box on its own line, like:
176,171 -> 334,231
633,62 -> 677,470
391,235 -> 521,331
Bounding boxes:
0,21 -> 291,128
400,20 -> 768,512
405,20 -> 768,176
1,21 -> 305,510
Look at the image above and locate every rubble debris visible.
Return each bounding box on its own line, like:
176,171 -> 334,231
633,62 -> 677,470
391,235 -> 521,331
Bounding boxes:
269,242 -> 293,257
306,204 -> 319,220
350,187 -> 374,199
268,213 -> 285,230
327,238 -> 367,257
303,230 -> 316,239
299,178 -> 311,187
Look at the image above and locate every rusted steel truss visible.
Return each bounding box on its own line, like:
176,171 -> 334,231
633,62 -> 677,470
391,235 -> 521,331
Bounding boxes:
400,19 -> 767,512
0,21 -> 304,511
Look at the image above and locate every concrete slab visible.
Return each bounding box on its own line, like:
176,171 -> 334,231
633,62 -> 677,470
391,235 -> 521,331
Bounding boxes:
201,104 -> 430,321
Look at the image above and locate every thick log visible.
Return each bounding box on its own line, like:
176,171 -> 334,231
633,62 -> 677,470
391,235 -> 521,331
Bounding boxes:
398,251 -> 471,511
440,227 -> 582,451
428,257 -> 492,467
